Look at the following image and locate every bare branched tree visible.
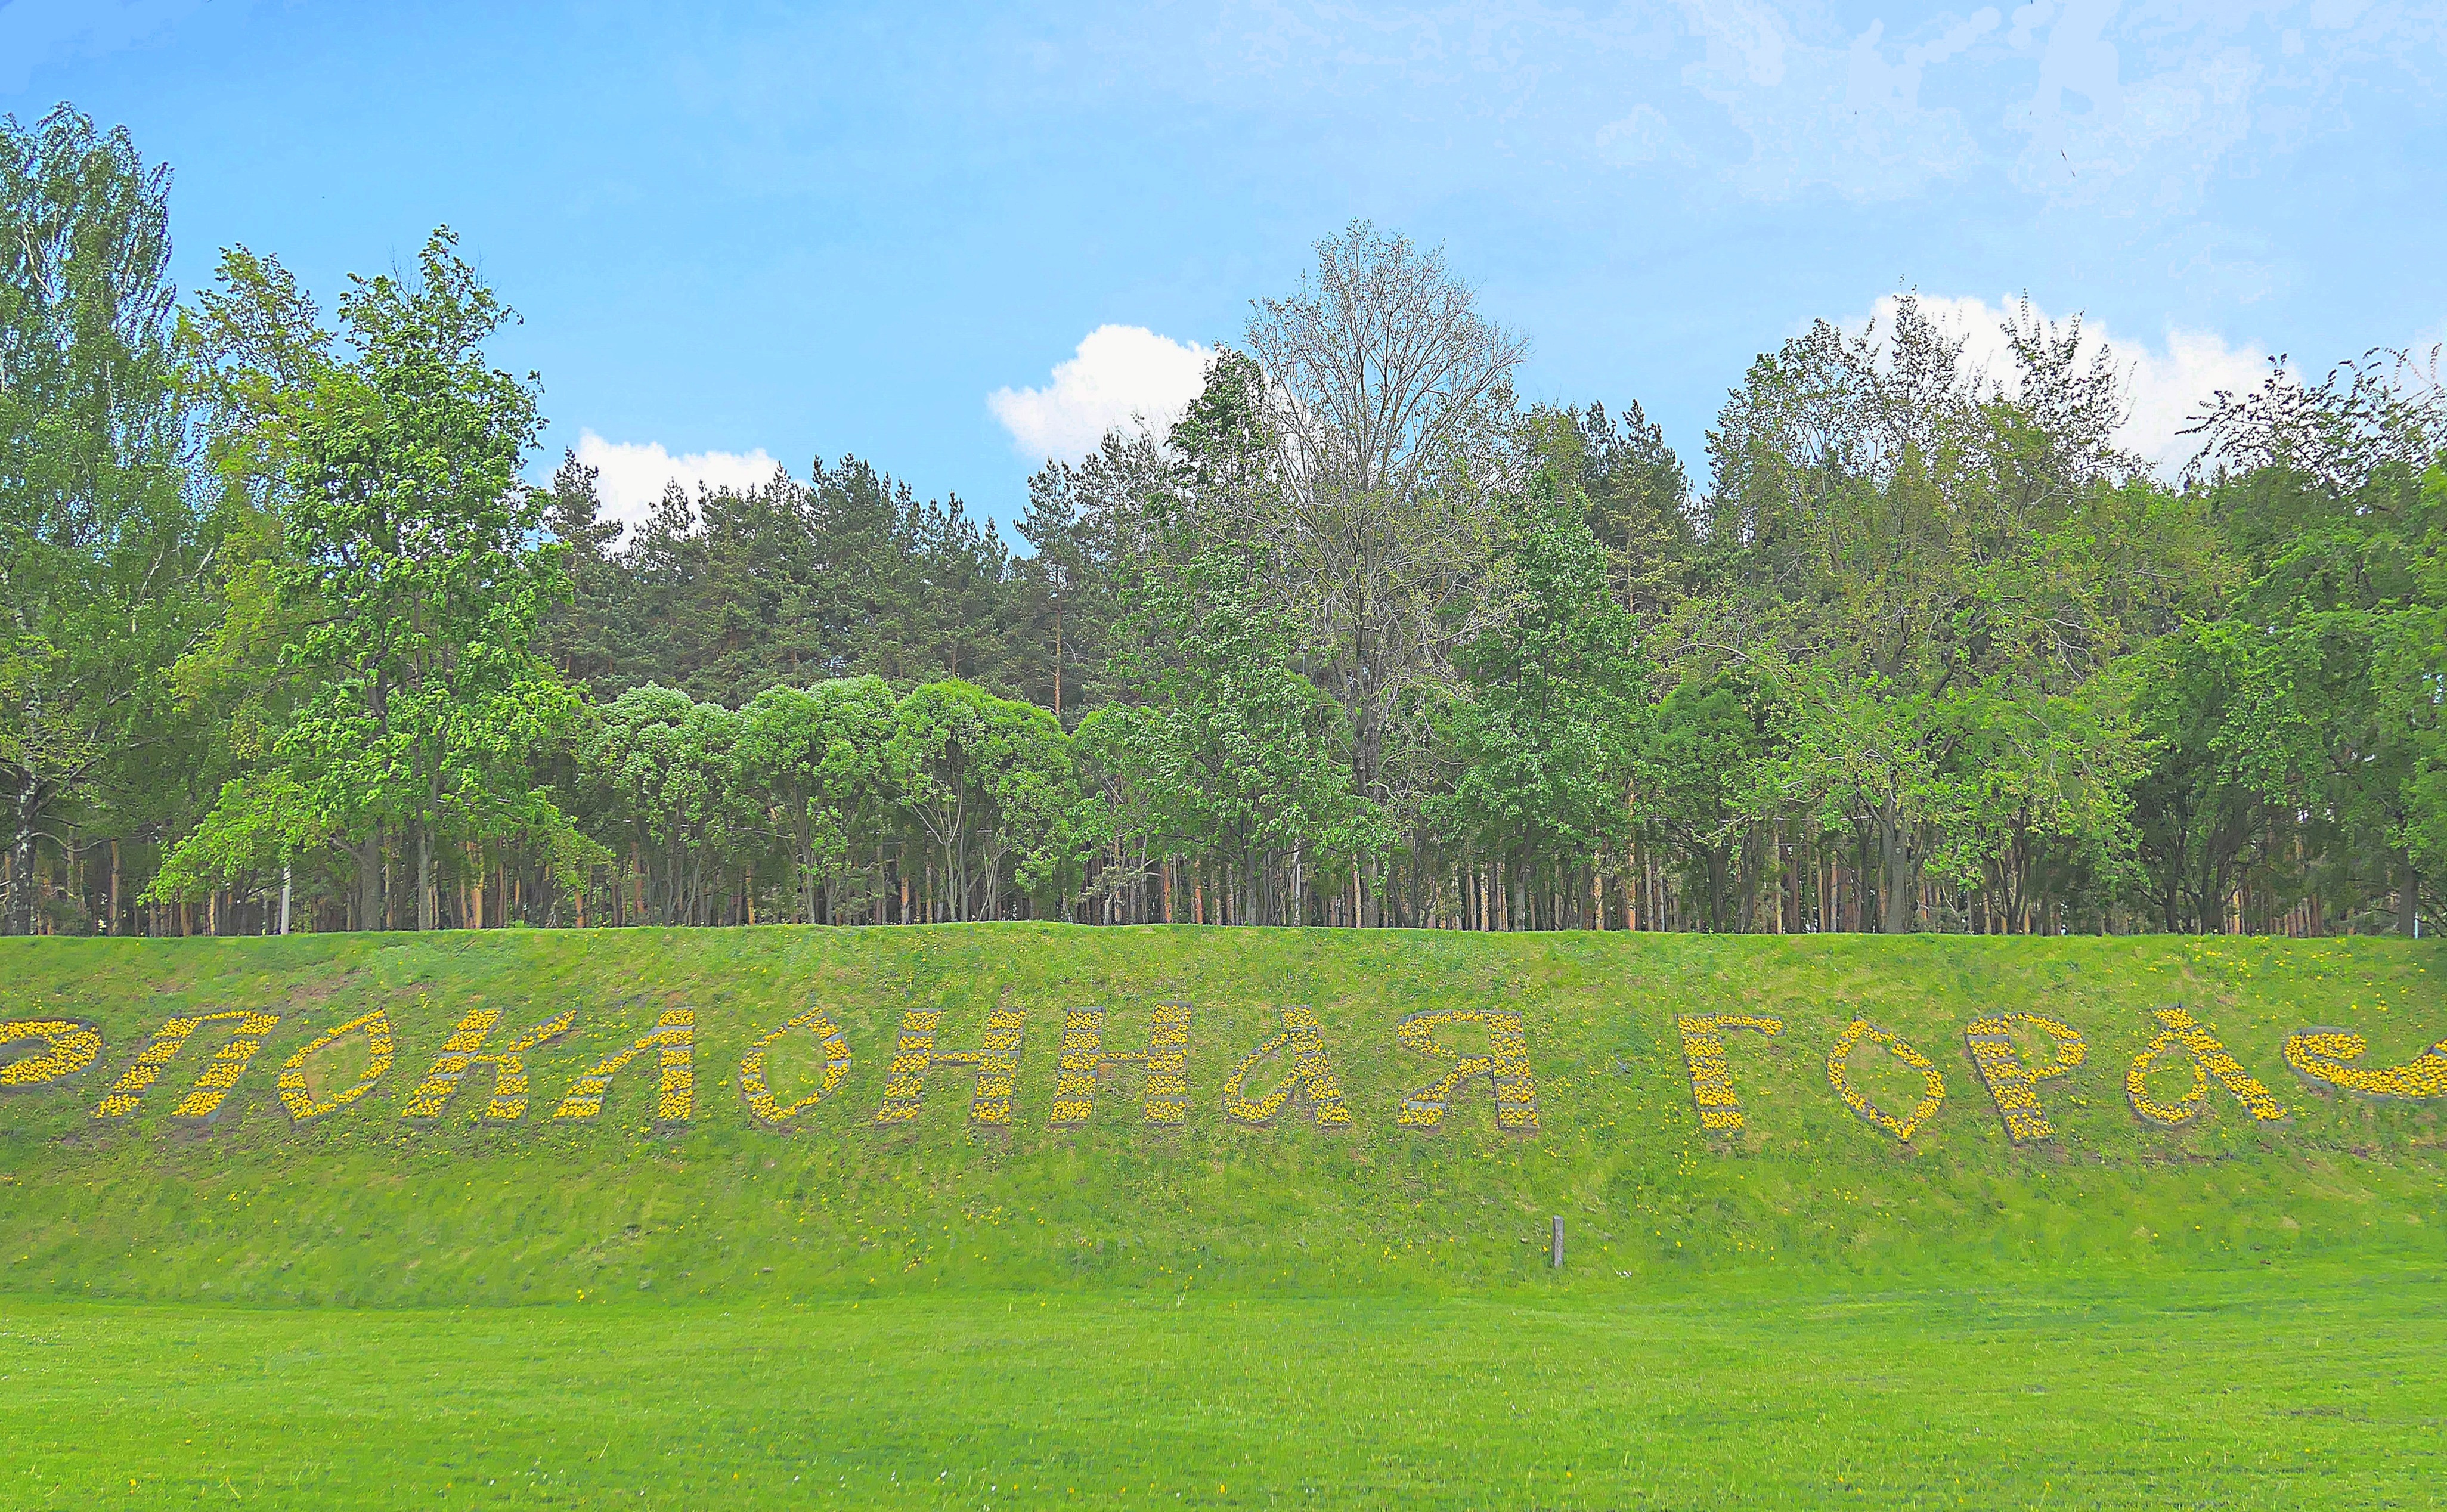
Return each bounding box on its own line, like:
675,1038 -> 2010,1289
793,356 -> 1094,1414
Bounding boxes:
1237,221 -> 1529,834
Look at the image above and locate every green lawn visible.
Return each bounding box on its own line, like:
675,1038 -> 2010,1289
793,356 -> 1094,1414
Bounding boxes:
5,1265 -> 2442,1508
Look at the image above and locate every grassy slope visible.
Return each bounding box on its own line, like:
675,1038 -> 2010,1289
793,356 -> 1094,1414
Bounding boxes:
1,924 -> 2442,1302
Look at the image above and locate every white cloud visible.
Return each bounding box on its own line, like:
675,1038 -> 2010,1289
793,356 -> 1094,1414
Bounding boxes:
2006,8 -> 2261,214
1862,292 -> 2272,469
988,324 -> 1212,461
572,429 -> 783,537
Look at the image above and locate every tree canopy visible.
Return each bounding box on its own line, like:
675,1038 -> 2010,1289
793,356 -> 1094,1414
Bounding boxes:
9,104 -> 2445,943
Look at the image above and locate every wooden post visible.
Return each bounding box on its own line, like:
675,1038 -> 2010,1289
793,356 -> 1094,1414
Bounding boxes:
1550,1216 -> 1565,1269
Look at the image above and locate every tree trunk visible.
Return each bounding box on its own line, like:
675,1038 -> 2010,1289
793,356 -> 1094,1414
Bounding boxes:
7,780 -> 39,936
416,823 -> 436,931
1876,817 -> 1916,934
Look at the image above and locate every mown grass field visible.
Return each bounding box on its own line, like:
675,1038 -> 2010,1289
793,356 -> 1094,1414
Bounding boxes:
5,1270 -> 2443,1507
3,924 -> 2445,1505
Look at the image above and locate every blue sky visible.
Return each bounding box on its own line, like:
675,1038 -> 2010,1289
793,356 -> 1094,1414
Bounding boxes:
7,0 -> 2442,535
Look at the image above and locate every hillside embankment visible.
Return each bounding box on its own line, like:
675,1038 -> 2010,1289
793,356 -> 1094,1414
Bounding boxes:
1,924 -> 2440,1304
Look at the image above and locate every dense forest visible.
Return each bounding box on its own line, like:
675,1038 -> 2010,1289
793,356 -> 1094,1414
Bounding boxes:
8,104 -> 2446,940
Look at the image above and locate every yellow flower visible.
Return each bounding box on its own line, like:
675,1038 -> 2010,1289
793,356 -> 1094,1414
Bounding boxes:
1826,1020 -> 1943,1141
2283,1027 -> 2447,1100
1675,1014 -> 1783,1133
1392,1008 -> 1539,1132
738,1007 -> 853,1124
2127,1006 -> 2286,1126
274,1010 -> 397,1121
0,1019 -> 101,1089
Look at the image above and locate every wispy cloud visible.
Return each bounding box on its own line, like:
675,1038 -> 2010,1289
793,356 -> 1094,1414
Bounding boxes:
0,0 -> 210,94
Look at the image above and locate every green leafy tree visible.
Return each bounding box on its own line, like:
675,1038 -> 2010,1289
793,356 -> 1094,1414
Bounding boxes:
2177,352 -> 2447,932
883,680 -> 1079,920
0,106 -> 213,934
1699,296 -> 2191,930
736,676 -> 896,922
1441,464 -> 1647,924
581,684 -> 753,925
259,228 -> 577,929
1080,543 -> 1358,925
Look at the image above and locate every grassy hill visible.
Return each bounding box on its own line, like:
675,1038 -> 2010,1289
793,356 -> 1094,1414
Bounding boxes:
4,924 -> 2442,1306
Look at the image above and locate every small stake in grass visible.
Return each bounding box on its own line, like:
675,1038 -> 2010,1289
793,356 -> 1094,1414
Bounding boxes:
1551,1216 -> 1565,1269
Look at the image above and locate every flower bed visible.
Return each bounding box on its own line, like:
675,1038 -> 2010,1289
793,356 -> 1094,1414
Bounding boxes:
872,1006 -> 1027,1126
1674,1014 -> 1784,1133
1221,1006 -> 1351,1128
1962,1014 -> 2086,1142
1049,1002 -> 1194,1127
92,1011 -> 281,1121
2282,1027 -> 2447,1100
1826,1019 -> 1944,1141
553,1007 -> 694,1122
738,1007 -> 853,1124
2126,1006 -> 2288,1126
0,1018 -> 101,1090
1393,1009 -> 1538,1132
274,1009 -> 397,1122
400,1006 -> 577,1121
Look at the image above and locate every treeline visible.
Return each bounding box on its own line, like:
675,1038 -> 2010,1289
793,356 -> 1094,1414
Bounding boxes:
8,103 -> 2447,940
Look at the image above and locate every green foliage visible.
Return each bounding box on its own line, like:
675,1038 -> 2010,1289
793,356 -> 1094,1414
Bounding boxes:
884,681 -> 1080,916
735,676 -> 897,922
582,684 -> 752,925
14,104 -> 2447,943
1079,541 -> 1360,923
1442,469 -> 1646,883
141,770 -> 325,904
0,106 -> 215,934
232,228 -> 580,929
1694,296 -> 2197,932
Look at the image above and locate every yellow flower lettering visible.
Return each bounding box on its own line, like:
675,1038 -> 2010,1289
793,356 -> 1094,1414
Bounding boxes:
871,1006 -> 1026,1126
1827,1018 -> 1944,1141
553,1008 -> 694,1122
401,1005 -> 576,1121
1048,1003 -> 1192,1128
738,1006 -> 853,1124
1221,1006 -> 1349,1128
2126,1006 -> 2287,1126
1676,1014 -> 1783,1133
2283,1027 -> 2447,1101
1962,1014 -> 2086,1143
92,1010 -> 281,1121
0,1018 -> 101,1090
274,1009 -> 397,1122
1394,1008 -> 1537,1132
